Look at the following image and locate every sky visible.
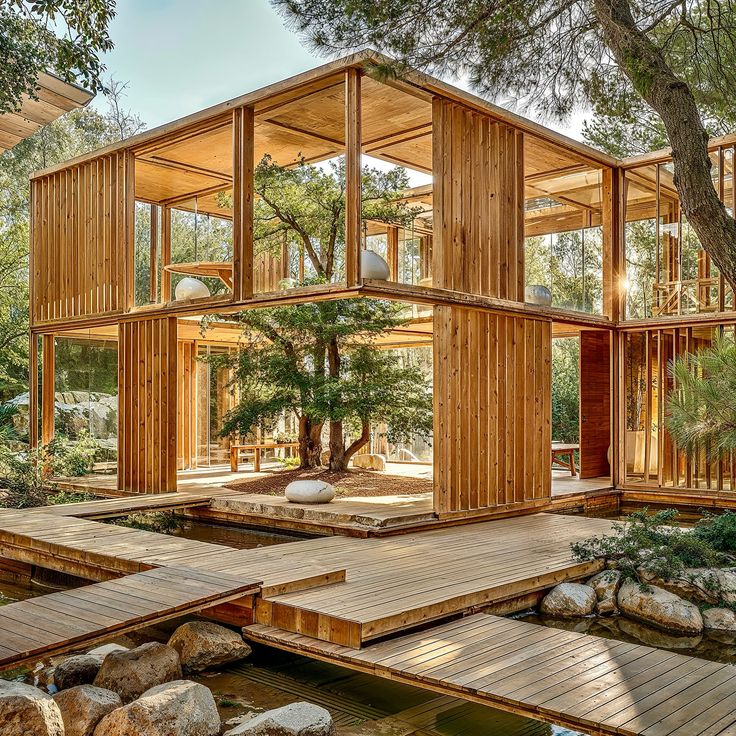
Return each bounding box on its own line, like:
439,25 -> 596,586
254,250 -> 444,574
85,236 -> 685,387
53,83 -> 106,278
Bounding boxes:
93,0 -> 587,142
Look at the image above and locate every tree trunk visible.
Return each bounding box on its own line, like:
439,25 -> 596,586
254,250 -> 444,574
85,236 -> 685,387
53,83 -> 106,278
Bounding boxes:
593,0 -> 736,290
328,419 -> 346,470
330,420 -> 371,471
298,415 -> 323,469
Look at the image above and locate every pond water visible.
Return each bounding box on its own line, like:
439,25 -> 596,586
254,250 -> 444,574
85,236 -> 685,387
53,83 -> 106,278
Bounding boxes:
171,519 -> 304,548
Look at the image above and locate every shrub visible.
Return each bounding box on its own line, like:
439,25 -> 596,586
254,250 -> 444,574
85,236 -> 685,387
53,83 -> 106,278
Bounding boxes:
693,510 -> 736,553
0,445 -> 53,508
47,489 -> 97,505
113,512 -> 181,533
48,432 -> 100,476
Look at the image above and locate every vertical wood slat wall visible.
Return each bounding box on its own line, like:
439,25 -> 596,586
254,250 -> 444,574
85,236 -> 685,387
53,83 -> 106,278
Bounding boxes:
579,331 -> 612,479
118,317 -> 178,493
432,99 -> 525,301
433,305 -> 551,516
177,340 -> 197,470
30,151 -> 133,324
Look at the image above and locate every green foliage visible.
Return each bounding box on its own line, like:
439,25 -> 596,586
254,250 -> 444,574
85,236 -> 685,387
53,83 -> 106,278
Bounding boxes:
666,334 -> 736,459
0,1 -> 115,115
47,432 -> 100,476
114,512 -> 182,534
0,445 -> 52,508
572,508 -> 735,599
253,156 -> 418,281
693,511 -> 736,553
47,489 -> 96,504
551,339 -> 579,444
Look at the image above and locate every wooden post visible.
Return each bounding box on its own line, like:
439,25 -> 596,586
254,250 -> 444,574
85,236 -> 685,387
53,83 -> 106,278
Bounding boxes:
387,226 -> 399,281
149,205 -> 159,303
41,334 -> 55,445
123,151 -> 136,309
233,106 -> 255,301
161,206 -> 172,302
602,167 -> 623,321
345,68 -> 362,286
29,335 -> 38,448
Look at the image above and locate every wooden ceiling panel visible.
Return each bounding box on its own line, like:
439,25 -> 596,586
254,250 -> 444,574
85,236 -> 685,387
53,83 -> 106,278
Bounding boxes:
135,159 -> 225,205
144,123 -> 234,177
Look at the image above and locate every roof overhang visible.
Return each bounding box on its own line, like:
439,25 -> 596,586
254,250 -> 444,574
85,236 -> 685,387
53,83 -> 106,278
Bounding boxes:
1,72 -> 93,155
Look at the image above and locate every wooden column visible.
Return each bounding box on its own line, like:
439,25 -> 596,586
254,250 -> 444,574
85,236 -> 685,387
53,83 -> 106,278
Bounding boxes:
41,334 -> 55,445
387,226 -> 399,281
602,167 -> 624,321
149,205 -> 159,303
579,330 -> 612,479
118,316 -> 178,493
233,106 -> 254,300
161,206 -> 172,302
345,68 -> 362,286
177,339 -> 197,470
28,335 -> 39,448
123,151 -> 136,310
433,305 -> 551,517
432,99 -> 525,300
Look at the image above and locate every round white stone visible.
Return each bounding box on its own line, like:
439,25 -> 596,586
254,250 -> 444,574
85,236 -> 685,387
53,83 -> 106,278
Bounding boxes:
285,480 -> 336,504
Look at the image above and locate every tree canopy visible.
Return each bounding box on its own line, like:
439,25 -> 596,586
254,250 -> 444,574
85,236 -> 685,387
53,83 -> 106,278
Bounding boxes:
0,0 -> 115,114
275,0 -> 736,288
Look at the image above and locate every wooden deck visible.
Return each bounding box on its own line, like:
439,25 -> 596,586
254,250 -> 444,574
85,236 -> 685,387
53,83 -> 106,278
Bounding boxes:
246,513 -> 612,646
0,566 -> 259,670
246,613 -> 736,736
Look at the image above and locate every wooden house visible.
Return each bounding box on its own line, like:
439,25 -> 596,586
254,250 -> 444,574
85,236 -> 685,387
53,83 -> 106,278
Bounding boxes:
27,51 -> 736,518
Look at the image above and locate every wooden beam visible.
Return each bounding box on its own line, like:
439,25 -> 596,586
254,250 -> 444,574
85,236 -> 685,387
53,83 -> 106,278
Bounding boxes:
233,106 -> 255,301
345,68 -> 362,287
41,334 -> 55,445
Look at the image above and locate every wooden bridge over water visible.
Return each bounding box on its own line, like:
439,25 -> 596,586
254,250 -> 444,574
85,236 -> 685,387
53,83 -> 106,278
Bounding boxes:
1,506 -> 735,735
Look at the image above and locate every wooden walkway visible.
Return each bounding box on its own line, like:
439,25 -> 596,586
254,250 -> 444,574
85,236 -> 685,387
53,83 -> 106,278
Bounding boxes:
246,613 -> 736,736
28,491 -> 215,519
0,566 -> 259,670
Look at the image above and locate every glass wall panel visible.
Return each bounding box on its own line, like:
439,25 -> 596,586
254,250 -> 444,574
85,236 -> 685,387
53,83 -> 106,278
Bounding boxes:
133,201 -> 161,306
53,331 -> 118,474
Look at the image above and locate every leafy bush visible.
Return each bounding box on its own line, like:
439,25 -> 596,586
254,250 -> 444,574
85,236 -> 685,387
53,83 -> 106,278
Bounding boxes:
0,445 -> 53,508
47,489 -> 96,505
571,508 -> 733,587
48,432 -> 100,476
693,510 -> 736,552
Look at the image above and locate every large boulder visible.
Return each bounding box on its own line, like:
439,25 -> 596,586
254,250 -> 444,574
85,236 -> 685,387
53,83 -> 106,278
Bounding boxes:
55,653 -> 104,691
616,616 -> 703,649
639,567 -> 736,605
618,579 -> 703,634
168,621 -> 252,673
86,644 -> 128,660
539,583 -> 596,617
285,480 -> 335,504
93,642 -> 182,703
351,454 -> 386,471
703,607 -> 736,632
225,702 -> 336,736
0,680 -> 64,736
587,570 -> 621,615
53,685 -> 122,736
93,680 -> 219,736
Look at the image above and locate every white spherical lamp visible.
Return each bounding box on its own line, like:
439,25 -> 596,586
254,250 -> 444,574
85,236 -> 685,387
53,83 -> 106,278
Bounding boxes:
361,249 -> 390,280
175,277 -> 211,301
525,284 -> 552,307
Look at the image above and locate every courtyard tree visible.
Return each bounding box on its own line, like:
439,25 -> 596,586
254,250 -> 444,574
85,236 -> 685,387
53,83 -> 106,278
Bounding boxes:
212,157 -> 432,470
0,0 -> 115,114
275,0 -> 736,287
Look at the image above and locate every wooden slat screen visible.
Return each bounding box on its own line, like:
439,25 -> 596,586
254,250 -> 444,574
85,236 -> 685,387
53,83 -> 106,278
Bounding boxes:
177,340 -> 197,470
432,99 -> 524,300
433,305 -> 551,516
118,317 -> 178,494
31,152 -> 133,324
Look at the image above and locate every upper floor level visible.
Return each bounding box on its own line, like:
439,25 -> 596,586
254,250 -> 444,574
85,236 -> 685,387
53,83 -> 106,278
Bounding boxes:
28,52 -> 736,331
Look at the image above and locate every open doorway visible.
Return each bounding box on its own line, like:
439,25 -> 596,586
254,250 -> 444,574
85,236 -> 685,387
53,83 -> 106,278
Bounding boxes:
552,326 -> 613,496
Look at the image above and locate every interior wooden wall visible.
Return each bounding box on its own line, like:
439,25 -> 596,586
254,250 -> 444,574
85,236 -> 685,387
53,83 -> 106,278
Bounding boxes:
177,340 -> 197,470
432,99 -> 524,301
579,330 -> 612,479
31,151 -> 133,324
118,316 -> 178,493
433,305 -> 551,516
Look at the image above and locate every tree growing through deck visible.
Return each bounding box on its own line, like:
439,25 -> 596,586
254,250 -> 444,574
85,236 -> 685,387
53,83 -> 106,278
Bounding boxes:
276,0 -> 736,288
210,158 -> 433,470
